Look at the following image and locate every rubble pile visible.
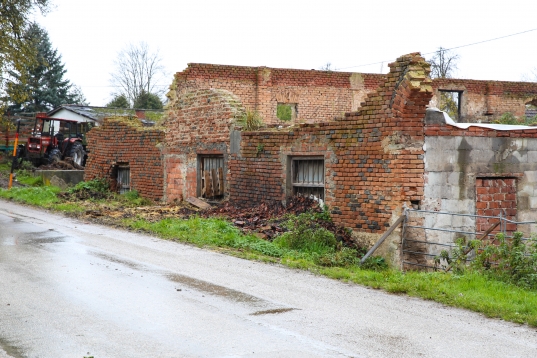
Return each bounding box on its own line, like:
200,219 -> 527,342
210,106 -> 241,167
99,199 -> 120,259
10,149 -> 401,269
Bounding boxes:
204,196 -> 356,246
39,158 -> 84,170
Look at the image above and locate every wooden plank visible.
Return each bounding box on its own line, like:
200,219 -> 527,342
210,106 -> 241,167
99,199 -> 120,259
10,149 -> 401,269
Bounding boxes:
204,171 -> 213,197
186,197 -> 212,210
360,215 -> 405,264
211,169 -> 219,196
201,170 -> 206,196
218,167 -> 224,195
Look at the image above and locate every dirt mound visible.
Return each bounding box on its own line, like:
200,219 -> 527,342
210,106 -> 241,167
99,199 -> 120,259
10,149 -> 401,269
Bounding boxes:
203,197 -> 356,246
39,157 -> 83,170
58,188 -> 109,201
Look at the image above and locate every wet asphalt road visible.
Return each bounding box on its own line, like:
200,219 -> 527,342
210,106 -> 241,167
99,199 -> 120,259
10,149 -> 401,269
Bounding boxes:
1,200 -> 537,358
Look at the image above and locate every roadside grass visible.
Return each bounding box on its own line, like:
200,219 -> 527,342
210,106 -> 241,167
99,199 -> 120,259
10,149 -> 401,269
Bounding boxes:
1,174 -> 537,327
0,185 -> 60,207
122,214 -> 537,327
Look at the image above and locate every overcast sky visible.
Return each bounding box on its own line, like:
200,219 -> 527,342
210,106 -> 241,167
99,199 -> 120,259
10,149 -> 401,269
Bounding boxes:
35,0 -> 537,106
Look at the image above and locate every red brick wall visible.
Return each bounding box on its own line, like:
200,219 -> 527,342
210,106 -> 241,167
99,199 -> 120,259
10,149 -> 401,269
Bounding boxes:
425,122 -> 537,138
229,53 -> 433,233
84,118 -> 165,201
476,178 -> 517,233
170,64 -> 385,126
163,88 -> 245,201
431,78 -> 537,122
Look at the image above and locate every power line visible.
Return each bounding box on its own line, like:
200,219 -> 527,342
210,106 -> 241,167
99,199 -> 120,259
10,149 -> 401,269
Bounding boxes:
336,27 -> 537,71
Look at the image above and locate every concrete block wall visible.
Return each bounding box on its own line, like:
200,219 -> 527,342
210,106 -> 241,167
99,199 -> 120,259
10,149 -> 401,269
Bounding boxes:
163,88 -> 245,201
422,115 -> 537,258
430,78 -> 537,123
169,64 -> 385,126
84,118 -> 165,201
229,53 -> 434,265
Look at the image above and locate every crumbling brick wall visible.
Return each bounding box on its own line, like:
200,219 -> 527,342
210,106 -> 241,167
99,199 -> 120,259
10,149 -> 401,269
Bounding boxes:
430,78 -> 537,122
84,118 -> 165,201
169,64 -> 384,126
229,53 -> 434,264
163,88 -> 245,201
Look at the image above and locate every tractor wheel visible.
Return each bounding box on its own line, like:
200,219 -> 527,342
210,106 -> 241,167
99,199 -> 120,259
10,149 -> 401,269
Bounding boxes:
69,142 -> 86,167
48,149 -> 61,164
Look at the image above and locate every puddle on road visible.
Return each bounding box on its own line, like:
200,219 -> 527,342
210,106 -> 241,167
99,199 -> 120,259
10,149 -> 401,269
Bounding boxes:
0,230 -> 65,246
167,273 -> 275,310
90,252 -> 296,313
91,252 -> 145,271
250,308 -> 298,316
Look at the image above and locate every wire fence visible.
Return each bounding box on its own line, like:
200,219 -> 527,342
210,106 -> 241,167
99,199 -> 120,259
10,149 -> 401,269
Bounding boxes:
401,209 -> 536,271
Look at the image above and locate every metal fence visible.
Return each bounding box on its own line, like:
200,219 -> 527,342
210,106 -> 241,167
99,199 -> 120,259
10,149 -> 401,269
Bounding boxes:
401,209 -> 535,271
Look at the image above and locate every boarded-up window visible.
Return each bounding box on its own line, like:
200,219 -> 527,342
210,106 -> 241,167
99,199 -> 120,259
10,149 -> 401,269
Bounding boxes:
200,156 -> 224,198
475,177 -> 517,234
291,157 -> 324,200
117,165 -> 130,194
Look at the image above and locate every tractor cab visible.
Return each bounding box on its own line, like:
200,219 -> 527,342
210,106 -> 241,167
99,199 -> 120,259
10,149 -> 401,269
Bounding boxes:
21,113 -> 90,167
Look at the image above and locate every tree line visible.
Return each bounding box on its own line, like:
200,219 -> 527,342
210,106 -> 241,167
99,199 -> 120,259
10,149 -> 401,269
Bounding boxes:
1,0 -> 165,117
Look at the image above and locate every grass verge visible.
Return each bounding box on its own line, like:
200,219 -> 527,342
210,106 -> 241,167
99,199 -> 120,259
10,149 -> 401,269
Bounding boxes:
0,176 -> 536,327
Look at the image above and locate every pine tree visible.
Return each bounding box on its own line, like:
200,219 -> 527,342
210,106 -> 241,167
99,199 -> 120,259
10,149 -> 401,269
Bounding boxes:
5,22 -> 86,113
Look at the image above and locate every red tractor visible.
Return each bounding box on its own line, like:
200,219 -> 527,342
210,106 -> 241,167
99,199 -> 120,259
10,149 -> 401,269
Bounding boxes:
17,113 -> 91,167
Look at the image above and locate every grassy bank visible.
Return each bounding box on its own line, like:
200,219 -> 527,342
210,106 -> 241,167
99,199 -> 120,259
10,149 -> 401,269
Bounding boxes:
0,170 -> 536,327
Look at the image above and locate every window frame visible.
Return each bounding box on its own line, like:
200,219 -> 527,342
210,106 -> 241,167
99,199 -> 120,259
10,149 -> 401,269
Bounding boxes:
197,154 -> 225,199
288,156 -> 325,200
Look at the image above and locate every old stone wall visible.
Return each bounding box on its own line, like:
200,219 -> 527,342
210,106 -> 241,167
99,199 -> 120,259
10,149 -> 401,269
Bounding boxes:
170,64 -> 385,126
430,78 -> 537,122
421,113 -> 537,260
163,88 -> 245,201
229,53 -> 434,265
84,118 -> 165,201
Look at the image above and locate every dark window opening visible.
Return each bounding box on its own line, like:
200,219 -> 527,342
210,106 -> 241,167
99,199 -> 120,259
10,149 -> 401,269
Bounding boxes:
200,155 -> 224,199
410,200 -> 420,210
117,164 -> 130,194
277,103 -> 298,121
438,90 -> 462,121
291,157 -> 324,200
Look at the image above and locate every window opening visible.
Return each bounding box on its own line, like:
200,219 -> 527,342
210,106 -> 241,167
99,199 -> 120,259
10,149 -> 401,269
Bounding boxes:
277,103 -> 298,121
200,155 -> 224,199
438,90 -> 462,121
117,164 -> 130,194
291,157 -> 324,200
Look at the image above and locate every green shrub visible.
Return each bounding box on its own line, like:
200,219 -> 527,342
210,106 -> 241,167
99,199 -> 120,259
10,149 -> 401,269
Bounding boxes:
315,247 -> 361,267
360,256 -> 388,271
237,109 -> 263,131
435,232 -> 537,290
68,178 -> 109,194
120,190 -> 152,206
473,232 -> 537,289
274,212 -> 337,254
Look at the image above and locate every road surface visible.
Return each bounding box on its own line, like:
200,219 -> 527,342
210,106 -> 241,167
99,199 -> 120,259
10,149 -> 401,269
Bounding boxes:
0,200 -> 536,357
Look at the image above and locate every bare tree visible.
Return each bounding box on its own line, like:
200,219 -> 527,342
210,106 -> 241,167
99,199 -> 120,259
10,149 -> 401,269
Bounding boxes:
521,67 -> 537,82
319,62 -> 333,71
428,47 -> 459,79
109,42 -> 167,106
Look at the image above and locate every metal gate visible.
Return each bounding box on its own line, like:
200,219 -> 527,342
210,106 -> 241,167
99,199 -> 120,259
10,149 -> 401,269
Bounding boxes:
401,209 -> 535,270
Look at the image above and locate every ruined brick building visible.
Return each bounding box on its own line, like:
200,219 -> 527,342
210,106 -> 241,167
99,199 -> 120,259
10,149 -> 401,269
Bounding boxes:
85,53 -> 537,266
